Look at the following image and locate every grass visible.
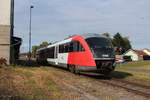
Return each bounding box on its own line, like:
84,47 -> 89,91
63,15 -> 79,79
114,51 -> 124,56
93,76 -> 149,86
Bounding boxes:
116,60 -> 150,68
112,69 -> 150,86
0,66 -> 67,100
0,62 -> 150,100
114,61 -> 150,86
133,66 -> 150,70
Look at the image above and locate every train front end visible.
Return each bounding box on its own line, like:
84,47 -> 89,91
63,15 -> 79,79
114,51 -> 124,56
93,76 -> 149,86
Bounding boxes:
85,36 -> 116,74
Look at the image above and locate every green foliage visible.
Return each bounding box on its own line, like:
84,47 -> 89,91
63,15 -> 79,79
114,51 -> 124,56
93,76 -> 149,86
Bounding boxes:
32,41 -> 52,58
113,32 -> 132,53
102,32 -> 111,38
123,37 -> 132,51
39,42 -> 50,48
103,32 -> 132,54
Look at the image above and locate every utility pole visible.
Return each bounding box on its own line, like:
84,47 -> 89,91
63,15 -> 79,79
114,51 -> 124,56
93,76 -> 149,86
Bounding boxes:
11,0 -> 15,64
29,5 -> 34,62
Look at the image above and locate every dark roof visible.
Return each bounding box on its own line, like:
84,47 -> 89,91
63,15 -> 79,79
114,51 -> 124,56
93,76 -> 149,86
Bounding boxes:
79,33 -> 106,39
132,50 -> 148,56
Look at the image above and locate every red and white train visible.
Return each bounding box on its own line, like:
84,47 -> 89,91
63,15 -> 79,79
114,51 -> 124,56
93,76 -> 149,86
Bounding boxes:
36,33 -> 116,75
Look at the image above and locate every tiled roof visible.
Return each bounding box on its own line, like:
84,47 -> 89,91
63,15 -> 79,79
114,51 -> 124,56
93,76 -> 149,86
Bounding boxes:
132,50 -> 148,56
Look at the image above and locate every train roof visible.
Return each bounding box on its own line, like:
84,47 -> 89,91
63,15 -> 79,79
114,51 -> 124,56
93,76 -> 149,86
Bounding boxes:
37,33 -> 107,52
79,33 -> 106,39
37,46 -> 47,52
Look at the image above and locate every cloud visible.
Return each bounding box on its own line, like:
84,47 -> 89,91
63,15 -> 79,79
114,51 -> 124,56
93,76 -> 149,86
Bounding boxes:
14,0 -> 150,52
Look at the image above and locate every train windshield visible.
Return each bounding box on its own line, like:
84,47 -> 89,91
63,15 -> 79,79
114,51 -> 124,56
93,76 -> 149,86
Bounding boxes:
86,37 -> 112,48
86,37 -> 115,58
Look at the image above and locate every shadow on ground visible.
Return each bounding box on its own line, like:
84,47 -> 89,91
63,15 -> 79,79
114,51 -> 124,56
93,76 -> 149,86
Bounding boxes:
79,71 -> 133,80
49,65 -> 133,80
110,71 -> 133,79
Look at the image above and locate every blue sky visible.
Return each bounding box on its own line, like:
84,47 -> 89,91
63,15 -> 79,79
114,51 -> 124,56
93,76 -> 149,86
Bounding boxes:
14,0 -> 150,52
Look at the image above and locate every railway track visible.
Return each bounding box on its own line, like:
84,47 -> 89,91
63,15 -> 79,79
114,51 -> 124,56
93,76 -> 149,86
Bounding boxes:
80,72 -> 150,98
99,78 -> 150,98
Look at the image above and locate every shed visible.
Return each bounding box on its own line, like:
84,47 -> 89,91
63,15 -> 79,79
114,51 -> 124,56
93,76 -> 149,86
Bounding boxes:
143,49 -> 150,56
124,49 -> 149,61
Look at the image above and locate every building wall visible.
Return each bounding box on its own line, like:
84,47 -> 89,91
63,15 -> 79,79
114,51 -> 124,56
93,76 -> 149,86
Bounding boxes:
124,50 -> 139,61
0,0 -> 11,64
0,0 -> 11,25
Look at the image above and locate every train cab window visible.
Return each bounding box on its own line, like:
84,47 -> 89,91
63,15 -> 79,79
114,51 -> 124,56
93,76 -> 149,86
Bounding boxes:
86,37 -> 113,49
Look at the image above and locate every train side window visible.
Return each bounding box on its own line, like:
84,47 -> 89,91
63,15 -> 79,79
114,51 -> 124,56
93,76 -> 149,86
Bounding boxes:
59,41 -> 85,53
69,42 -> 74,52
73,41 -> 85,52
64,43 -> 69,53
59,45 -> 64,53
48,47 -> 55,58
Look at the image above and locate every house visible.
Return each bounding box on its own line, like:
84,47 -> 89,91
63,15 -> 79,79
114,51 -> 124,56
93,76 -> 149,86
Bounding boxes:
143,49 -> 150,56
124,49 -> 149,61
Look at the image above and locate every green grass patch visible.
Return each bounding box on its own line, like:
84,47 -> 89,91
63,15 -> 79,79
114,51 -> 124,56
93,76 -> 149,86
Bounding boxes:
40,66 -> 51,71
116,60 -> 150,68
23,71 -> 33,77
114,69 -> 150,86
3,66 -> 16,72
13,69 -> 33,78
46,80 -> 60,92
133,66 -> 150,70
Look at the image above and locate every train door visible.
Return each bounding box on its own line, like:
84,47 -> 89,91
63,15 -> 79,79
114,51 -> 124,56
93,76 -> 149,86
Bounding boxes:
54,46 -> 59,65
73,41 -> 78,64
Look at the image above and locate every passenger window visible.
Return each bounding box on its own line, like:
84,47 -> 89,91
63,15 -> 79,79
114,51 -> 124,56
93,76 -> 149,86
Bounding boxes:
73,41 -> 85,52
64,43 -> 69,53
59,41 -> 85,53
69,42 -> 73,52
59,45 -> 64,53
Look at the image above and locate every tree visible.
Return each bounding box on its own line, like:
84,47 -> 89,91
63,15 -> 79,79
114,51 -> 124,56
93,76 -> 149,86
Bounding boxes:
112,32 -> 132,54
112,32 -> 125,48
32,41 -> 52,58
32,46 -> 39,58
39,42 -> 49,48
102,32 -> 111,38
123,37 -> 132,51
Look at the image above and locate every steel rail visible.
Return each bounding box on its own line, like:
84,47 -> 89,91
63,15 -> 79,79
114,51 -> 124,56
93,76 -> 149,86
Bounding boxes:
76,72 -> 150,98
98,79 -> 150,98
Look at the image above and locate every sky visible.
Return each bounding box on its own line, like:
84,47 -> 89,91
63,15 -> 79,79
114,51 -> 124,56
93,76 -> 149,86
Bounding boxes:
14,0 -> 150,53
